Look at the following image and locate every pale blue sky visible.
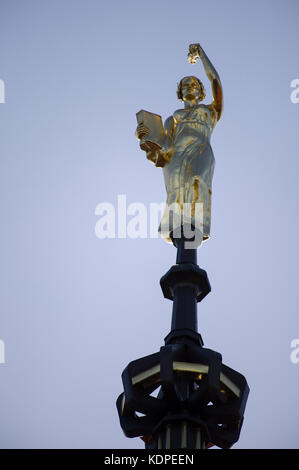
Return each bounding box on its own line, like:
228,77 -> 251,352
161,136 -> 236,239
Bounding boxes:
0,0 -> 298,448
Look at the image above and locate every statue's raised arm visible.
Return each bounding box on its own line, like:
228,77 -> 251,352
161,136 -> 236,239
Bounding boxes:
189,43 -> 223,122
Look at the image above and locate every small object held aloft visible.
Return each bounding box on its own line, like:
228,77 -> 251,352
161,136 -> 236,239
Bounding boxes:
188,43 -> 201,64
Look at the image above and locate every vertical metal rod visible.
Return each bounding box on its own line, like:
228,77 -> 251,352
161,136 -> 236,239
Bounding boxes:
171,286 -> 198,331
172,233 -> 197,265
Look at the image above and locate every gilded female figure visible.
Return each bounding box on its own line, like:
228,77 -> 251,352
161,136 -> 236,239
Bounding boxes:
136,44 -> 223,246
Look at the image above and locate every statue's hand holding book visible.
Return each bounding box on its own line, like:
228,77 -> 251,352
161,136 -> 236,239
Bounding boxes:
136,110 -> 167,167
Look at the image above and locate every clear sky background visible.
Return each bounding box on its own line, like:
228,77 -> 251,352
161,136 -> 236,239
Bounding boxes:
0,0 -> 298,449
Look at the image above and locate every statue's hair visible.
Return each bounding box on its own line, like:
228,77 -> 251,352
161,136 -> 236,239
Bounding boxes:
177,76 -> 206,101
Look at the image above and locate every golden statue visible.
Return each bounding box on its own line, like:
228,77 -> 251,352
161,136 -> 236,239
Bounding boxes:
136,44 -> 223,247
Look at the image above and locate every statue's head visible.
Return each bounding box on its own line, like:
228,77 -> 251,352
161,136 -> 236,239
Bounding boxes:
177,76 -> 206,102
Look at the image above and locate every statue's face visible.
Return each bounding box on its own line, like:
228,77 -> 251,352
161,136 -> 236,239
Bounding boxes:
181,77 -> 202,101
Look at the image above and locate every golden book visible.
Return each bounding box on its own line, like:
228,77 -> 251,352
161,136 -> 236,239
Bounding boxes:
136,109 -> 164,151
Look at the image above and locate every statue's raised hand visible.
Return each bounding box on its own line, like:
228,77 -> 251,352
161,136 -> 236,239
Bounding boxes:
188,43 -> 202,64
